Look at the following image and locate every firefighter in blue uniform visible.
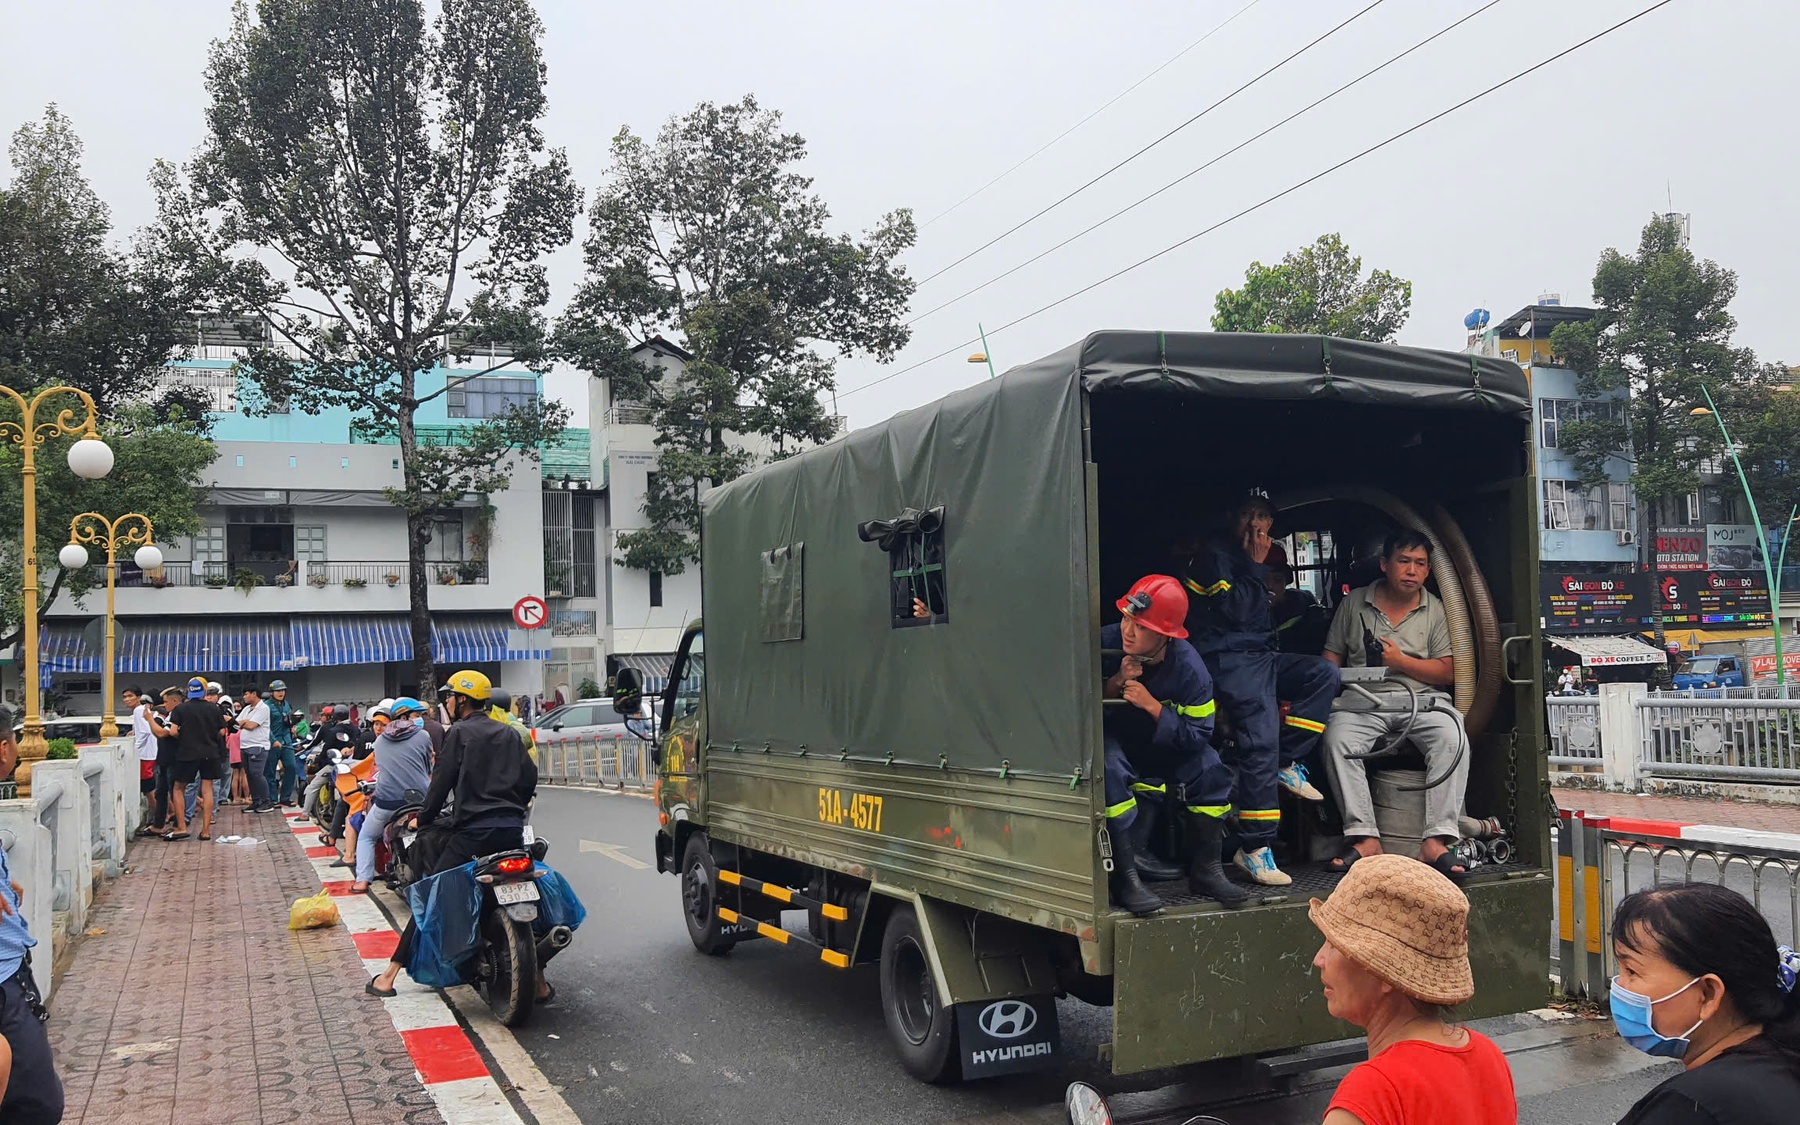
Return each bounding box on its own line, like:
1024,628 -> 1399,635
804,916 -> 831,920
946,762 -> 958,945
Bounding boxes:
1102,575 -> 1249,914
1185,492 -> 1340,887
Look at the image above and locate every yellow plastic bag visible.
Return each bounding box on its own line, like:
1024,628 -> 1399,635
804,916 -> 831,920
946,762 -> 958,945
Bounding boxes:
288,890 -> 341,931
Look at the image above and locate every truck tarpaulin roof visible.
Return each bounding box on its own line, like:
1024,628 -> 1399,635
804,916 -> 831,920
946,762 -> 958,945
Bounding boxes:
699,331 -> 1528,778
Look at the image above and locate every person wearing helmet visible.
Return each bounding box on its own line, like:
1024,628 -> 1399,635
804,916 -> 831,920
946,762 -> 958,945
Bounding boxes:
301,703 -> 363,839
352,697 -> 434,893
487,689 -> 535,758
1182,491 -> 1340,888
265,679 -> 303,807
369,670 -> 542,1000
1101,576 -> 1242,915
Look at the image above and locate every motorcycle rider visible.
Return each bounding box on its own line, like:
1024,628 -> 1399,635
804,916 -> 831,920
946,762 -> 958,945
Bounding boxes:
352,697 -> 434,894
488,688 -> 535,758
367,670 -> 545,1001
301,704 -> 360,837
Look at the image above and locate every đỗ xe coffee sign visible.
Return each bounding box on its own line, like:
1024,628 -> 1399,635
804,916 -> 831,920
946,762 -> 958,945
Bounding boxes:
1540,571 -> 1651,634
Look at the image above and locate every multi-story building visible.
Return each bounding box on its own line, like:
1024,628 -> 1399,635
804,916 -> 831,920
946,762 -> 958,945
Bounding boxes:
37,319 -> 551,715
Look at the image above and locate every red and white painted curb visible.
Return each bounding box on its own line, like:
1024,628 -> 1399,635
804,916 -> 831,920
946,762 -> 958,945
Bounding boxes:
1560,808 -> 1800,852
285,811 -> 525,1124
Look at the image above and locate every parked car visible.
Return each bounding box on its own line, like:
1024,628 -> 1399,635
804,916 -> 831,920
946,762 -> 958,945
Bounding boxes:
532,698 -> 658,747
12,715 -> 107,745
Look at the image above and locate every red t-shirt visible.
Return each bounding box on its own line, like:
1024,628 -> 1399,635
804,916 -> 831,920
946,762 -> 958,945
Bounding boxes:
1326,1032 -> 1516,1125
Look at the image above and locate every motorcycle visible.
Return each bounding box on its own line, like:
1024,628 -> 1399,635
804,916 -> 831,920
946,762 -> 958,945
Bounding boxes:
379,788 -> 430,890
471,835 -> 570,1027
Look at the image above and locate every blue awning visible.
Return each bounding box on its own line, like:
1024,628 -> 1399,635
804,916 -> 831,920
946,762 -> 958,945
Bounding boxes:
38,617 -> 297,685
287,614 -> 411,668
433,614 -> 551,663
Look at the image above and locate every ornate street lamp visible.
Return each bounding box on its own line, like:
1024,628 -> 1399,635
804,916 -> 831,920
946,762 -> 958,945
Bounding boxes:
61,513 -> 160,738
0,385 -> 111,795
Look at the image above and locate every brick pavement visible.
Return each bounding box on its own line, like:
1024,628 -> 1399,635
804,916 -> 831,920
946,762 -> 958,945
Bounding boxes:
47,803 -> 445,1125
1555,786 -> 1800,834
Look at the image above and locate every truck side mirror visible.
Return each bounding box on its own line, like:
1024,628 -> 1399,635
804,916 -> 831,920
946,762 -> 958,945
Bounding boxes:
612,668 -> 643,717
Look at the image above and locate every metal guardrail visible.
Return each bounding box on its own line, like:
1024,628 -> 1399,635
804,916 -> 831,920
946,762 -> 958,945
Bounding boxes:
1546,697 -> 1602,765
1652,685 -> 1796,700
536,735 -> 656,790
1636,696 -> 1800,782
1557,808 -> 1800,1002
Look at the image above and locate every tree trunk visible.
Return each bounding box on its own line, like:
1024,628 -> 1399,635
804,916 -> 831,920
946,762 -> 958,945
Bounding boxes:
398,359 -> 436,697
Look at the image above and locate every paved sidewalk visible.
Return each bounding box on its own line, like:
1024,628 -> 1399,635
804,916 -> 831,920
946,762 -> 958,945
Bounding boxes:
48,803 -> 445,1125
1555,786 -> 1800,835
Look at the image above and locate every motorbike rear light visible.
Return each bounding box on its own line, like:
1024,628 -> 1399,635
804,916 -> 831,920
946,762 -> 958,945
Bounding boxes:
496,856 -> 532,875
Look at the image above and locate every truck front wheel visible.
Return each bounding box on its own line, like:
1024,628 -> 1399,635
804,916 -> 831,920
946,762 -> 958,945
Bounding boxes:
680,833 -> 739,956
879,905 -> 961,1084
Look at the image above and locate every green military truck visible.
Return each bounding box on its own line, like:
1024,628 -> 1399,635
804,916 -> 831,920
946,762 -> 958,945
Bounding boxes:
628,331 -> 1552,1083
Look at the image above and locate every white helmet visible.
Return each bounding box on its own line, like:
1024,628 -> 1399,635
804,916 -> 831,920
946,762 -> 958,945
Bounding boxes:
372,697 -> 396,719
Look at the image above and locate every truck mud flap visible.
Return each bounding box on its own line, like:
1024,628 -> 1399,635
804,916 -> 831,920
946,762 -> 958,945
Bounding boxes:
1109,873 -> 1551,1075
955,995 -> 1062,1079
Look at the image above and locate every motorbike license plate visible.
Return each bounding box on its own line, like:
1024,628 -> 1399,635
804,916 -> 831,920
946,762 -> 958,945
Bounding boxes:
493,881 -> 540,905
401,832 -> 417,848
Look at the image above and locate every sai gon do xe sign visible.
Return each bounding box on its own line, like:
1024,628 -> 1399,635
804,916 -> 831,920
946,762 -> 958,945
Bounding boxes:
1659,570 -> 1772,626
1540,571 -> 1651,634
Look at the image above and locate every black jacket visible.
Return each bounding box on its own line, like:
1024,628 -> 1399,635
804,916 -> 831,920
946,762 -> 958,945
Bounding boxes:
419,713 -> 537,831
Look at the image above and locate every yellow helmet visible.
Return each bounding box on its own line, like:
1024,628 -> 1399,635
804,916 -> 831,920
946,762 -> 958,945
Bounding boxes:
442,669 -> 492,702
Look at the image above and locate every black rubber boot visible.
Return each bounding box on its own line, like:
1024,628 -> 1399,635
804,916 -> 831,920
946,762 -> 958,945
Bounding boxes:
1107,824 -> 1165,916
1127,804 -> 1183,881
1186,812 -> 1252,909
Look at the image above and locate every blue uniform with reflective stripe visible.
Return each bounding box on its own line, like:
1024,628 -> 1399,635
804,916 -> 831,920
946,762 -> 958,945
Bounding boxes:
1183,540 -> 1340,846
1100,624 -> 1231,827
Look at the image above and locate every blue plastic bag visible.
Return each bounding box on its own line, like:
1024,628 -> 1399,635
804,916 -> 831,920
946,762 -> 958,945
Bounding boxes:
405,861 -> 482,988
530,862 -> 587,933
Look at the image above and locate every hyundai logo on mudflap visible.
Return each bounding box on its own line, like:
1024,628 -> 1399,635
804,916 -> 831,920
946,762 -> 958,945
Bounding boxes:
978,1000 -> 1037,1039
956,995 -> 1060,1078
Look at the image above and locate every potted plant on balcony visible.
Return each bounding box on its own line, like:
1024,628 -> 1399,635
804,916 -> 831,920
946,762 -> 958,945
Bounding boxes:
384,572 -> 402,587
436,566 -> 459,586
345,577 -> 367,589
203,570 -> 227,589
233,567 -> 263,596
307,572 -> 328,587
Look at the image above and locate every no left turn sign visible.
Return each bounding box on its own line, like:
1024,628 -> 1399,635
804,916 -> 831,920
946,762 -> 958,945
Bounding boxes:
512,595 -> 548,630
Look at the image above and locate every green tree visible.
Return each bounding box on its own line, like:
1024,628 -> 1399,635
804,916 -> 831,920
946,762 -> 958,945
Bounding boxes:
1550,215 -> 1770,641
0,107 -> 219,648
558,95 -> 916,574
154,0 -> 578,691
1211,233 -> 1412,341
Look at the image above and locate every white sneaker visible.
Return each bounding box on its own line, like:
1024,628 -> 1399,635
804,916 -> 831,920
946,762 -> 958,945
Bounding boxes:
1277,763 -> 1325,801
1234,847 -> 1293,886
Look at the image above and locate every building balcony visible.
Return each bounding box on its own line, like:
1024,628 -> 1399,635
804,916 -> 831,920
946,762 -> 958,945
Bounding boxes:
50,559 -> 522,618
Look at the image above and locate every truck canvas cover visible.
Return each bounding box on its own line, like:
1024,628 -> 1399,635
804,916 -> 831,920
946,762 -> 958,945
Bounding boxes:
699,331 -> 1528,779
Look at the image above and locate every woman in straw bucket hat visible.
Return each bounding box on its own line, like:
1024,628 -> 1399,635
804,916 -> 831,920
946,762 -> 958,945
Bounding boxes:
1311,853 -> 1517,1124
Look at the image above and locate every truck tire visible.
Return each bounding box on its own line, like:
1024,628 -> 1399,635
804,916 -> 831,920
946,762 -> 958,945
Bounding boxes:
680,833 -> 739,956
879,905 -> 961,1084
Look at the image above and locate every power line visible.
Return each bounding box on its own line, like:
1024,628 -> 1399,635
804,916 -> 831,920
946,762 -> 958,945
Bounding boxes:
842,0 -> 1679,401
907,0 -> 1508,329
920,0 -> 1263,228
914,0 -> 1389,287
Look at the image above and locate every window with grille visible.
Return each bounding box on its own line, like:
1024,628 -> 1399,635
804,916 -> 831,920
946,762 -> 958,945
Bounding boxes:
1543,480 -> 1632,531
193,526 -> 226,579
294,526 -> 327,561
447,376 -> 538,419
572,495 -> 597,597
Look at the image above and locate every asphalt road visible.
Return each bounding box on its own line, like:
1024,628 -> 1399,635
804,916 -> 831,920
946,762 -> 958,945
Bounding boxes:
519,787 -> 1680,1125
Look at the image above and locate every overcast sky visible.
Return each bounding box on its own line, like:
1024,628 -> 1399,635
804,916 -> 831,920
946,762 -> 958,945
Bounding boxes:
4,0 -> 1793,430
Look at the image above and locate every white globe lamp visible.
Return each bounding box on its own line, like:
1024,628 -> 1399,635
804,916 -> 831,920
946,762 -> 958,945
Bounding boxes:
58,543 -> 89,569
134,544 -> 164,570
67,438 -> 114,480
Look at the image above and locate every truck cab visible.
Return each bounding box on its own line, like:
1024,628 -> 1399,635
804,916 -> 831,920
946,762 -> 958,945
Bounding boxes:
629,331 -> 1551,1085
1672,654 -> 1744,690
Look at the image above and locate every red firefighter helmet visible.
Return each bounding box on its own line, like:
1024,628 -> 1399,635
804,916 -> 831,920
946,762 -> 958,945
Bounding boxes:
1116,575 -> 1189,639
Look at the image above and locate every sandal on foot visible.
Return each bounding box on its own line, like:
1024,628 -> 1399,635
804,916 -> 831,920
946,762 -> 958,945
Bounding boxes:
537,983 -> 556,1005
350,882 -> 371,894
365,977 -> 397,998
164,832 -> 190,841
198,832 -> 211,841
1327,845 -> 1364,874
1424,849 -> 1468,884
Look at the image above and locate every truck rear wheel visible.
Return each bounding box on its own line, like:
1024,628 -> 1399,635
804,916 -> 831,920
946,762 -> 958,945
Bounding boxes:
879,905 -> 961,1084
680,833 -> 738,956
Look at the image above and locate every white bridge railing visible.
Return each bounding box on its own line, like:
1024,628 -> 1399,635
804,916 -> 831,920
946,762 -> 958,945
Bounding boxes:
0,740 -> 138,999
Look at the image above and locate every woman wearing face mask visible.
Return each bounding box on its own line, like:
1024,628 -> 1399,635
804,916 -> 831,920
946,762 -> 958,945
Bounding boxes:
351,697 -> 434,894
1310,853 -> 1516,1125
1611,883 -> 1800,1123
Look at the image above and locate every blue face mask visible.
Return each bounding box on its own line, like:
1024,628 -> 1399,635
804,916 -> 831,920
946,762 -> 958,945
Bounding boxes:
1610,976 -> 1703,1058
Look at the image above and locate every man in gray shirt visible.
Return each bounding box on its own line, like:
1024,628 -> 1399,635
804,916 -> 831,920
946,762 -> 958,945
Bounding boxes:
1319,530 -> 1469,881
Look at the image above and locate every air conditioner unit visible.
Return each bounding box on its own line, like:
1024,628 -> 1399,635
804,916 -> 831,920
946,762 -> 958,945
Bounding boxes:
1616,529 -> 1637,546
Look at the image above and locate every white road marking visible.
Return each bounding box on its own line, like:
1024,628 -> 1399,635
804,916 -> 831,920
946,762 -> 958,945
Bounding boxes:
580,839 -> 649,869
